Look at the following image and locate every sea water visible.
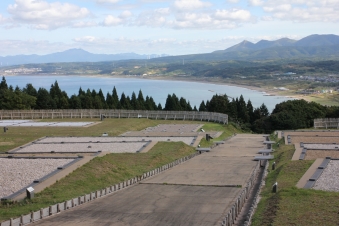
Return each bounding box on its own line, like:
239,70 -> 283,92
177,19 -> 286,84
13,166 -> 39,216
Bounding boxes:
4,75 -> 292,112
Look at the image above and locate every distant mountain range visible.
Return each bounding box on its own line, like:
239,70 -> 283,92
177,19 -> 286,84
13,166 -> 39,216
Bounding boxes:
1,34 -> 339,66
0,49 -> 169,66
162,34 -> 339,62
221,34 -> 339,52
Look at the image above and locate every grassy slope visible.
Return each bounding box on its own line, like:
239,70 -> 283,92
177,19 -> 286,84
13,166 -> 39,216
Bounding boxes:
252,137 -> 339,226
0,142 -> 195,221
0,118 -> 241,221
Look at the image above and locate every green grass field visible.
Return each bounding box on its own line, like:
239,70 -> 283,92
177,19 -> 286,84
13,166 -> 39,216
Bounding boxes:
252,138 -> 339,226
0,118 -> 240,222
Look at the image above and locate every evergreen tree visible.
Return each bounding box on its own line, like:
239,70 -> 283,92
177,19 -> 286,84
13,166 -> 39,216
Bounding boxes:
149,96 -> 157,110
98,89 -> 107,109
23,83 -> 38,97
237,95 -> 249,123
179,97 -> 187,110
260,103 -> 270,117
130,92 -> 138,109
208,94 -> 229,114
36,88 -> 54,109
186,101 -> 193,111
69,95 -> 82,109
199,100 -> 206,111
247,100 -> 255,123
157,103 -> 162,110
137,89 -> 145,110
106,92 -> 113,109
228,99 -> 238,120
120,92 -> 128,109
0,76 -> 8,90
78,87 -> 85,96
112,86 -> 119,109
164,94 -> 174,110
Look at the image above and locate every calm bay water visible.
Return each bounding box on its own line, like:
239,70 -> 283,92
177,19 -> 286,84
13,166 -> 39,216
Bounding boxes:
5,75 -> 292,112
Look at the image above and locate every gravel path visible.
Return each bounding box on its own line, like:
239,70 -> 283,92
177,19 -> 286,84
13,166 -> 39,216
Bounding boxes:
305,150 -> 339,160
0,120 -> 94,127
0,158 -> 74,199
285,131 -> 339,137
304,144 -> 339,149
141,124 -> 203,133
313,160 -> 339,192
291,136 -> 339,144
13,142 -> 148,153
36,137 -> 196,146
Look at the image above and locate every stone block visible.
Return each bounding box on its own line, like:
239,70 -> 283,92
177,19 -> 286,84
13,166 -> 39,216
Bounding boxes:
79,196 -> 85,204
0,220 -> 10,226
58,202 -> 65,212
50,204 -> 58,215
85,194 -> 91,202
10,218 -> 20,226
72,198 -> 79,207
41,207 -> 49,218
65,200 -> 72,209
21,213 -> 31,225
96,190 -> 101,198
32,210 -> 40,221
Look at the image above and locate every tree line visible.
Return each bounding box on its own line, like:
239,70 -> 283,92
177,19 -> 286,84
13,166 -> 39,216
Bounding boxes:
1,76 -> 339,133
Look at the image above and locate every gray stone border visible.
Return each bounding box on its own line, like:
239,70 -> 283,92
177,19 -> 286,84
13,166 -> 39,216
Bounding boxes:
221,161 -> 261,226
0,156 -> 82,201
0,152 -> 201,226
7,137 -> 152,154
299,148 -> 307,160
244,160 -> 269,226
304,157 -> 331,189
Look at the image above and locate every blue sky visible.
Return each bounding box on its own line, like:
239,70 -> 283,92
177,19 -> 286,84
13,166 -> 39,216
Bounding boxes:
0,0 -> 338,56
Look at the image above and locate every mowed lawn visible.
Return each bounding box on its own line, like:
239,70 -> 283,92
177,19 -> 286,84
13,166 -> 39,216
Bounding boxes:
0,118 -> 240,222
252,137 -> 339,226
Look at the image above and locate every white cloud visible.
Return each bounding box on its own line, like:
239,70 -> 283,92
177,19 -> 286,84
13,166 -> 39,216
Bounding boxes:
215,9 -> 252,21
7,0 -> 91,30
263,4 -> 292,12
0,14 -> 8,24
72,21 -> 98,28
173,0 -> 212,11
248,0 -> 264,6
120,10 -> 133,18
102,10 -> 133,26
103,15 -> 123,26
132,5 -> 255,29
72,35 -> 248,54
227,0 -> 240,3
96,0 -> 120,4
258,0 -> 339,22
73,36 -> 97,42
0,39 -> 75,56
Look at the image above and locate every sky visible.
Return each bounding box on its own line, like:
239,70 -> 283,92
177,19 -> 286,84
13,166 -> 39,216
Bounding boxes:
0,0 -> 338,56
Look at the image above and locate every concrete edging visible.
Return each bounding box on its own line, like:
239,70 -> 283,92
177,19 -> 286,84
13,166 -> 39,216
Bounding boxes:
221,161 -> 261,226
0,152 -> 201,226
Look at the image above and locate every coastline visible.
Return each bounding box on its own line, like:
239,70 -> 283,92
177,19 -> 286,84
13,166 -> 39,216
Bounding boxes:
3,73 -> 295,101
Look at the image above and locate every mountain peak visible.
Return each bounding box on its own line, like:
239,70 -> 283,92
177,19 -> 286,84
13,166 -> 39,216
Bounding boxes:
224,34 -> 337,52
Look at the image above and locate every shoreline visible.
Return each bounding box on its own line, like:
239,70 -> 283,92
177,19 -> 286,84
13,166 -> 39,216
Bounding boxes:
2,73 -> 299,102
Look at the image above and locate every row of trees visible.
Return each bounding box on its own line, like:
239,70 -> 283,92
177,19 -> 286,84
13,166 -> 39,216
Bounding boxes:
252,99 -> 339,133
0,77 -> 163,111
2,76 -> 339,133
0,76 -> 269,126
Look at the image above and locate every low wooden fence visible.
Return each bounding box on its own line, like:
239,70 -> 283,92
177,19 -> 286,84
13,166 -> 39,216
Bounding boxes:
314,118 -> 339,129
0,110 -> 228,124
